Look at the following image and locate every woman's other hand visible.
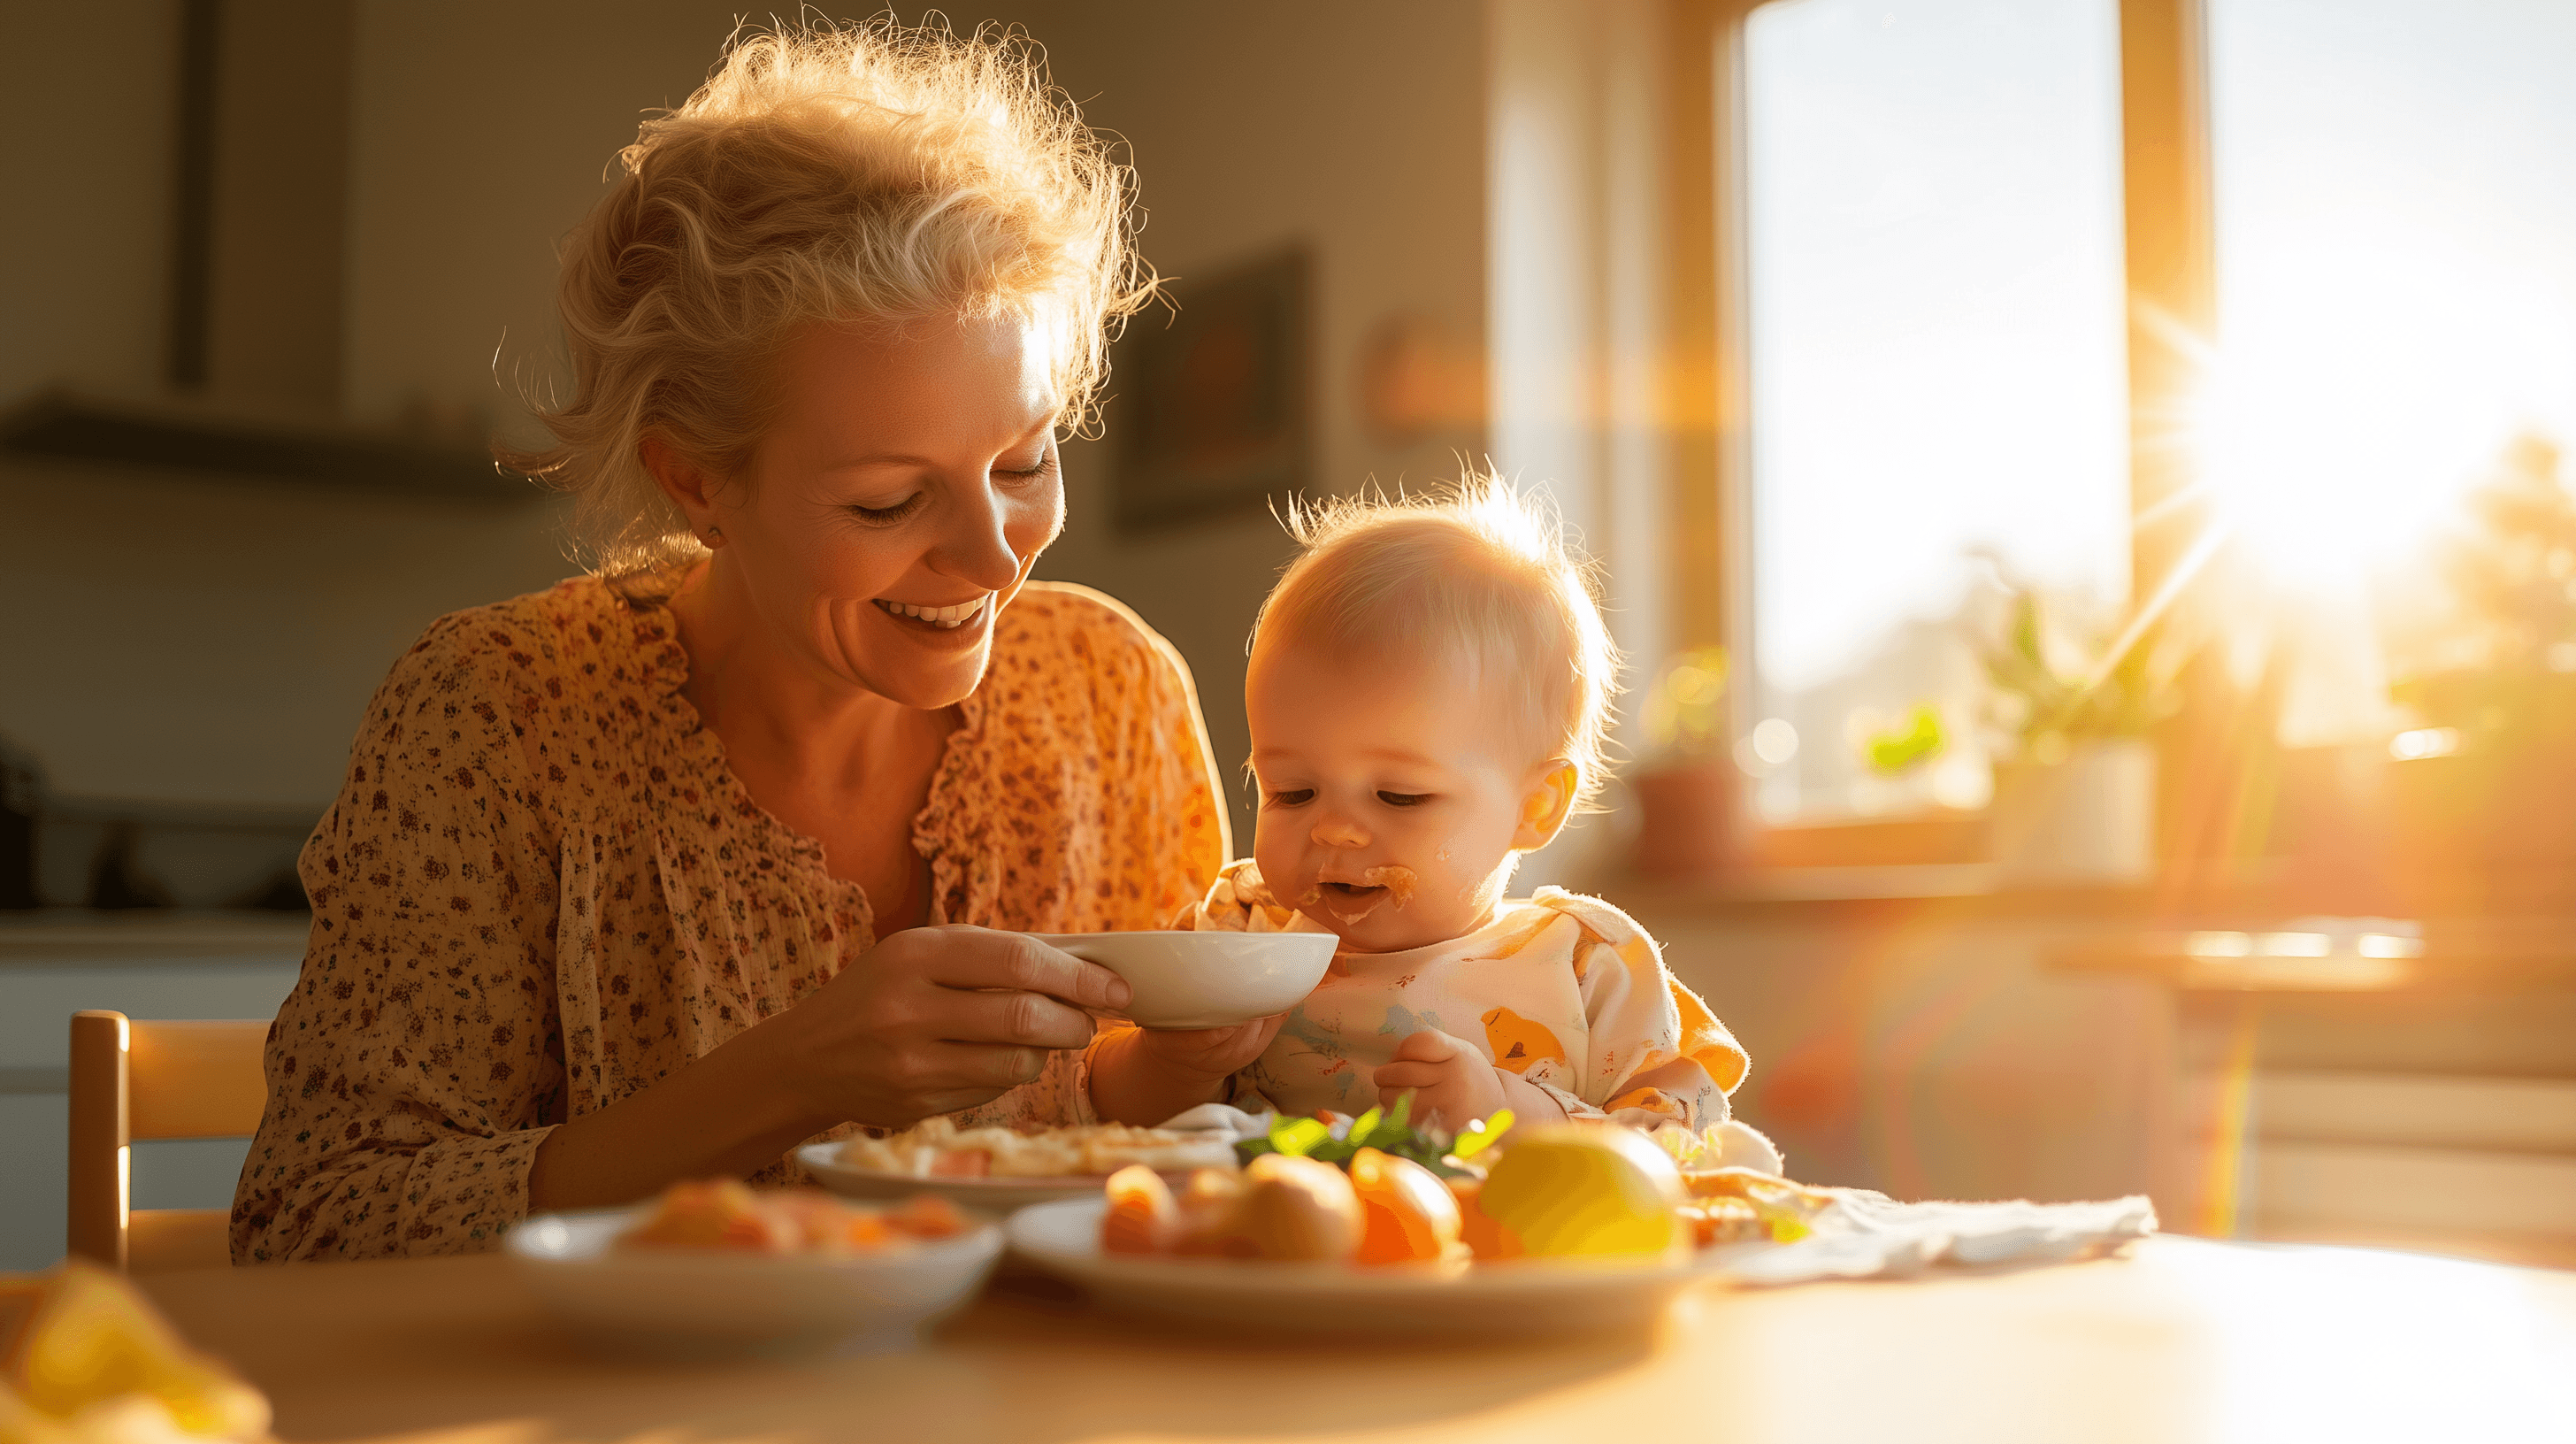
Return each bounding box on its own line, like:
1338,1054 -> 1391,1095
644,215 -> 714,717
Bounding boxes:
766,925 -> 1132,1127
1085,1013 -> 1286,1126
531,926 -> 1130,1212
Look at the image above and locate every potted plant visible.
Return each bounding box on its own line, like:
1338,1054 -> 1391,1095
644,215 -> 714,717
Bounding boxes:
1629,649 -> 1736,879
1982,590 -> 2181,884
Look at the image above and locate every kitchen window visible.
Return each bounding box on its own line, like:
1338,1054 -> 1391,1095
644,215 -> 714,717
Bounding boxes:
1704,0 -> 2576,879
1735,0 -> 2133,834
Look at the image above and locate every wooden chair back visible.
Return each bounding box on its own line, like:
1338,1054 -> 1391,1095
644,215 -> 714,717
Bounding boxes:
66,1010 -> 271,1271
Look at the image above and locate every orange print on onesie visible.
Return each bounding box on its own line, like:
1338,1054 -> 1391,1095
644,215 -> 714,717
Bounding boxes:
1480,1007 -> 1566,1074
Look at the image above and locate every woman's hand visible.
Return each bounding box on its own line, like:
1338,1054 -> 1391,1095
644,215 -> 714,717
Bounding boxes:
530,926 -> 1128,1212
760,925 -> 1133,1129
1086,1014 -> 1285,1125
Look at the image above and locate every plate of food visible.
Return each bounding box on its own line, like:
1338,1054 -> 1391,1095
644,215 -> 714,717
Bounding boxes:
1002,1110 -> 1826,1335
507,1179 -> 1004,1356
797,1116 -> 1244,1208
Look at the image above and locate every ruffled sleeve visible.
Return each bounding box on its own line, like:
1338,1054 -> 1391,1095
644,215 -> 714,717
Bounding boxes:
232,615 -> 565,1261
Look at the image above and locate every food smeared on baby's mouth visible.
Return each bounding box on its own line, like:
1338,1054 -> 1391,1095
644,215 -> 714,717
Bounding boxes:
1314,880 -> 1384,924
1319,882 -> 1381,924
1361,865 -> 1417,907
1304,868 -> 1417,926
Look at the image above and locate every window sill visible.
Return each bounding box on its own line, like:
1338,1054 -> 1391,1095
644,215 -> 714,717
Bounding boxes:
1589,858 -> 2290,923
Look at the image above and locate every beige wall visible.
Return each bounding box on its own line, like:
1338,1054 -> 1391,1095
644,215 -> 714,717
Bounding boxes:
999,0 -> 1491,849
0,0 -> 586,808
339,1 -> 747,449
0,4 -> 179,403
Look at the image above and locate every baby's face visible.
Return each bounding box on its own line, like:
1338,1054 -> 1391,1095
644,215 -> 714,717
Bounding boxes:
1245,637 -> 1560,952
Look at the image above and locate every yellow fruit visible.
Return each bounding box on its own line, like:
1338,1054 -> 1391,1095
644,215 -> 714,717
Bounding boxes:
135,1356 -> 269,1440
3,1262 -> 270,1441
1225,1154 -> 1361,1262
1474,1125 -> 1684,1258
0,1382 -> 75,1444
1348,1148 -> 1461,1265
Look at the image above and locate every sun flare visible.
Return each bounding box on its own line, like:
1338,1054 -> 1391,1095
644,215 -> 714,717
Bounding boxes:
2185,229 -> 2573,599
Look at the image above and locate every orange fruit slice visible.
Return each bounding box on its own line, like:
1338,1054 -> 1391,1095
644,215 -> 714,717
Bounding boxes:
1349,1147 -> 1461,1265
1445,1177 -> 1524,1261
1100,1164 -> 1176,1255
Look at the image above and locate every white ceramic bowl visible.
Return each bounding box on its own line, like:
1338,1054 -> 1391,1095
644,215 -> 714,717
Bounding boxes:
1034,930 -> 1336,1029
507,1205 -> 1003,1356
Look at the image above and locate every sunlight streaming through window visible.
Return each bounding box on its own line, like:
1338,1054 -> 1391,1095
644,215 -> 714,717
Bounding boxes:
2201,0 -> 2576,746
1741,0 -> 2131,822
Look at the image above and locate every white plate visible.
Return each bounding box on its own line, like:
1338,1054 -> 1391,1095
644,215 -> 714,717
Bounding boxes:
797,1141 -> 1124,1208
507,1203 -> 1003,1356
1005,1197 -> 1746,1335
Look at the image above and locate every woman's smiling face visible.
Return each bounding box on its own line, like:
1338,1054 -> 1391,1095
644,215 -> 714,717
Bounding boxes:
1246,637 -> 1573,953
694,311 -> 1065,709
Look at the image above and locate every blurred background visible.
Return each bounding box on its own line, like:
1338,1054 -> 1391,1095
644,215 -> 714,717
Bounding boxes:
4,0 -> 2572,1271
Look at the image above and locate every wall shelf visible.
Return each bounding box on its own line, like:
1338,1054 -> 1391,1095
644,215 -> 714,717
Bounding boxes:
0,388 -> 536,501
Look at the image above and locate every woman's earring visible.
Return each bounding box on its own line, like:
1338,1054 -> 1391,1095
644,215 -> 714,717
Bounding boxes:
704,526 -> 724,547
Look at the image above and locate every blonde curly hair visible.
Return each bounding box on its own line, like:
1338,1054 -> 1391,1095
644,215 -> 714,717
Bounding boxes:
504,17 -> 1154,580
1253,475 -> 1625,813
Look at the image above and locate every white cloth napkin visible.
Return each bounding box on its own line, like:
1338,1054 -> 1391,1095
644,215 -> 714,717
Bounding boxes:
1154,1103 -> 1275,1140
1717,1190 -> 2159,1286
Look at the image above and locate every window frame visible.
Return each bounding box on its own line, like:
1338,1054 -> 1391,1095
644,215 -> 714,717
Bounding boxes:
1681,0 -> 2217,884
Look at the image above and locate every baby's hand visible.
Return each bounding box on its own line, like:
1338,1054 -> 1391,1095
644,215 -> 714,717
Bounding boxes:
1373,1029 -> 1508,1132
1087,1014 -> 1287,1127
1127,1014 -> 1287,1082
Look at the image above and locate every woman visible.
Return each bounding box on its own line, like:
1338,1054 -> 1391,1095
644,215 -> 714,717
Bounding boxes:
233,20 -> 1280,1262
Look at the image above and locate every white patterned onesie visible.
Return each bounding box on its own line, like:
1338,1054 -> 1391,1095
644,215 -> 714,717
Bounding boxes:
1171,860 -> 1749,1131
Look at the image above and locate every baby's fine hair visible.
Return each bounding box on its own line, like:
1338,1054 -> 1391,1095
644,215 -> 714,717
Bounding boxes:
1254,474 -> 1622,812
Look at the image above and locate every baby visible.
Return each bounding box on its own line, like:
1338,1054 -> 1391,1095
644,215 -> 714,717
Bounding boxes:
1088,479 -> 1767,1155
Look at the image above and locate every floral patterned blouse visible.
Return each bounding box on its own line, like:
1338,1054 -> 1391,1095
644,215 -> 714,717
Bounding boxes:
232,576 -> 1228,1262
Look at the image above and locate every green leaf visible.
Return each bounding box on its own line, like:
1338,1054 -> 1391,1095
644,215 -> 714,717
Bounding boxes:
1346,1106 -> 1384,1144
1385,1092 -> 1412,1131
1270,1116 -> 1330,1157
1451,1109 -> 1514,1159
1759,1209 -> 1813,1244
1863,703 -> 1945,776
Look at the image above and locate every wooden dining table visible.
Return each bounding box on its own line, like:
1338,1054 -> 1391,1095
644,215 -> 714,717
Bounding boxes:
134,1235 -> 2576,1444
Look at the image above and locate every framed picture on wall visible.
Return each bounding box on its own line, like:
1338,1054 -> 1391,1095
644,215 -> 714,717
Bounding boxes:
1107,246 -> 1311,534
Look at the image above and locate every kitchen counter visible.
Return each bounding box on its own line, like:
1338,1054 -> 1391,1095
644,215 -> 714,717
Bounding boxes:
0,908 -> 310,964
